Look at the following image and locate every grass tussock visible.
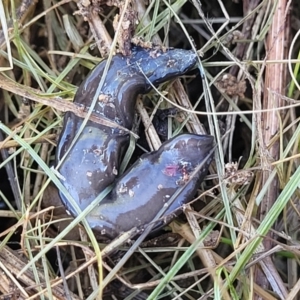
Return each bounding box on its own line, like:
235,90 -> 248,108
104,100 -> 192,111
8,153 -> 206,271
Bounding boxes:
0,0 -> 299,299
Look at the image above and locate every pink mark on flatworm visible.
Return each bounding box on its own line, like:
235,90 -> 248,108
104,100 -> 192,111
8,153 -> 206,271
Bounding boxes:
163,164 -> 179,176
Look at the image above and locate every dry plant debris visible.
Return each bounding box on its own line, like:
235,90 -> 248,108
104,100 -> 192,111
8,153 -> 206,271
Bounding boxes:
215,73 -> 247,98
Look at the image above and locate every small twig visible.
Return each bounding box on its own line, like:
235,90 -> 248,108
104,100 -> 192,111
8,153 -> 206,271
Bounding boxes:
55,246 -> 72,300
0,129 -> 22,209
76,1 -> 112,56
0,74 -> 136,136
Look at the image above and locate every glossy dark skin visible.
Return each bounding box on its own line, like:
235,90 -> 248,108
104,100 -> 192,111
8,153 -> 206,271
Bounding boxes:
56,46 -> 197,215
87,134 -> 214,239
